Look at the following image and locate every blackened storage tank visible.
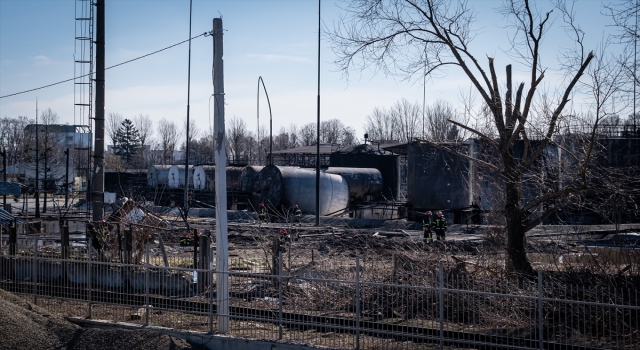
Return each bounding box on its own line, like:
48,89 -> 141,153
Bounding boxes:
256,165 -> 349,216
192,165 -> 215,191
240,165 -> 264,193
325,167 -> 383,203
226,166 -> 245,192
147,165 -> 171,187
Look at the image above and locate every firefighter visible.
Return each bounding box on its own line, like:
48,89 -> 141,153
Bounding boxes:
279,228 -> 291,252
179,232 -> 192,246
432,211 -> 447,241
258,203 -> 267,223
293,204 -> 302,226
180,230 -> 200,247
422,211 -> 433,242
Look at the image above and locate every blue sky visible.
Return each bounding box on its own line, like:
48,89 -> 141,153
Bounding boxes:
0,0 -> 626,143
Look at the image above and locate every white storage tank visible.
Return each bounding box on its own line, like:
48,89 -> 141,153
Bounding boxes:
168,165 -> 194,189
193,165 -> 215,191
147,165 -> 171,187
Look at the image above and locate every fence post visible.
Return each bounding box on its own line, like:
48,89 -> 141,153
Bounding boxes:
8,224 -> 16,256
124,226 -> 132,264
208,244 -> 214,334
198,233 -> 210,294
355,257 -> 361,350
439,262 -> 444,350
192,228 -> 198,271
538,270 -> 544,350
87,230 -> 92,319
33,236 -> 38,304
145,242 -> 150,326
278,251 -> 283,340
61,220 -> 69,260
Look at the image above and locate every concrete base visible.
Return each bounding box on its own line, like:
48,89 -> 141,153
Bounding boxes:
67,317 -> 320,350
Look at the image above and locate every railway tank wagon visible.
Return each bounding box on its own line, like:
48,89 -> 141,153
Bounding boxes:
325,167 -> 383,204
193,165 -> 215,191
168,165 -> 194,189
148,165 -> 171,188
256,165 -> 349,216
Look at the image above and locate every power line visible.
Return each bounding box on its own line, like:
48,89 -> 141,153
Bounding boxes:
0,32 -> 208,99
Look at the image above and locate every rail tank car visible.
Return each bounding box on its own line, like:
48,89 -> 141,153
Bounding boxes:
191,165 -> 245,192
325,167 -> 383,203
168,165 -> 194,189
147,165 -> 171,187
193,165 -> 215,190
257,165 -> 349,216
240,165 -> 264,193
226,166 -> 245,192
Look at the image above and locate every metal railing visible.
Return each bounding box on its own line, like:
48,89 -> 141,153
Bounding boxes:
1,240 -> 638,350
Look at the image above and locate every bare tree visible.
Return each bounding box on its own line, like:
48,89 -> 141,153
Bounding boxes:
227,116 -> 248,163
331,0 -> 596,275
365,107 -> 393,141
180,118 -> 200,163
320,119 -> 357,145
133,113 -> 153,166
425,99 -> 461,142
604,0 -> 639,128
364,99 -> 423,143
0,116 -> 30,165
298,123 -> 316,146
392,99 -> 422,142
157,118 -> 178,165
106,112 -> 123,149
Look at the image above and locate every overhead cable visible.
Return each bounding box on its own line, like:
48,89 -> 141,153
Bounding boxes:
0,32 -> 208,99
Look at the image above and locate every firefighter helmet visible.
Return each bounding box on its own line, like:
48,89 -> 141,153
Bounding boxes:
294,204 -> 298,209
425,211 -> 432,216
259,203 -> 264,207
280,228 -> 287,235
436,211 -> 443,217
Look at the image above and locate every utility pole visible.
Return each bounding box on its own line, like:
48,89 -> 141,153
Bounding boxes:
35,100 -> 40,218
1,149 -> 6,210
257,76 -> 273,166
315,0 -> 321,226
634,0 -> 638,130
92,0 -> 105,223
212,17 -> 229,334
64,148 -> 69,208
184,0 -> 193,214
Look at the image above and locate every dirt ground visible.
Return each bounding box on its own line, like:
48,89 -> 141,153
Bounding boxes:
0,289 -> 206,350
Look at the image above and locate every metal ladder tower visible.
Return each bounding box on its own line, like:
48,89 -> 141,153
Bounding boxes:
74,0 -> 93,214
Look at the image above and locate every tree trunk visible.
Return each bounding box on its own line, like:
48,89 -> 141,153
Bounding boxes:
504,171 -> 535,276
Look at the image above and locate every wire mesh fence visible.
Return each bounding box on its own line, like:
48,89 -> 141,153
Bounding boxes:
1,234 -> 639,350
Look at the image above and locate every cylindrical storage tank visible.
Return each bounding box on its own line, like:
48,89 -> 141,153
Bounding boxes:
147,165 -> 171,187
325,167 -> 383,203
226,167 -> 244,192
168,165 -> 194,189
240,166 -> 264,193
257,165 -> 349,216
193,166 -> 215,191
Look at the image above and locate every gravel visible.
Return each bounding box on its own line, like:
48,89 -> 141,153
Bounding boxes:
0,289 -> 205,350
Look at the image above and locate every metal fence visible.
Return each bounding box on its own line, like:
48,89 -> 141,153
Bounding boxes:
1,236 -> 639,350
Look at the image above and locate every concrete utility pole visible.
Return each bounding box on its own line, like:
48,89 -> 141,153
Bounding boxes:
64,148 -> 69,208
212,18 -> 229,334
92,0 -> 105,223
2,149 -> 7,210
315,0 -> 321,226
184,0 -> 193,213
35,100 -> 40,218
